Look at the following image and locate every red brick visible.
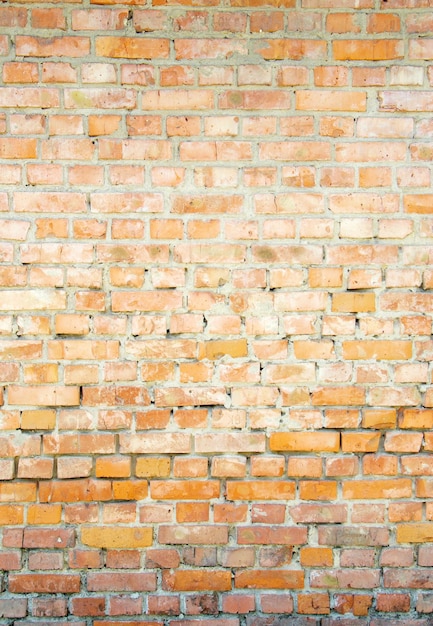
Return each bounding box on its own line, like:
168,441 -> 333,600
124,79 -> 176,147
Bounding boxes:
334,39 -> 403,61
0,7 -> 27,27
71,597 -> 106,616
238,525 -> 305,545
311,569 -> 379,589
297,90 -> 366,112
291,504 -> 347,524
32,598 -> 67,617
219,90 -> 291,110
88,572 -> 156,592
72,9 -> 128,31
16,35 -> 90,57
384,569 -> 433,589
146,549 -> 180,569
0,598 -> 27,618
77,552 -> 109,573
9,574 -> 80,594
222,594 -> 255,614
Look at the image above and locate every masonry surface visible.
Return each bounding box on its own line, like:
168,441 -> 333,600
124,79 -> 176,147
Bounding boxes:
1,0 -> 433,623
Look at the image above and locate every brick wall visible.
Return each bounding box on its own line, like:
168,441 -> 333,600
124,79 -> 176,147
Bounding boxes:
1,0 -> 433,622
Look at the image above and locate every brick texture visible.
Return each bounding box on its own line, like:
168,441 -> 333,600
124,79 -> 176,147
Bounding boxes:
1,0 -> 433,622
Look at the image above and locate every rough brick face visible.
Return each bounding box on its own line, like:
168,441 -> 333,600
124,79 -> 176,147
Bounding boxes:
1,0 -> 432,622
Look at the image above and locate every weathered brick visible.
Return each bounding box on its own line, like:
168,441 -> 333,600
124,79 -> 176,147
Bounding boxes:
9,385 -> 79,407
9,574 -> 80,594
384,569 -> 433,589
226,481 -> 295,500
319,526 -> 389,546
88,572 -> 156,592
0,2 -> 431,619
311,569 -> 380,589
159,525 -> 228,544
151,480 -> 219,500
343,479 -> 412,499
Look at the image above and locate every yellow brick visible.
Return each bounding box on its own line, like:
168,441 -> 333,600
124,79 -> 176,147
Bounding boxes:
332,293 -> 375,312
21,410 -> 56,430
270,432 -> 340,453
396,523 -> 433,543
81,526 -> 153,548
198,339 -> 248,360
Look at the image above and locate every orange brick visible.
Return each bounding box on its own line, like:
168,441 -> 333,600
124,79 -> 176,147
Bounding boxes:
55,314 -> 90,335
39,479 -> 111,503
363,455 -> 398,477
176,502 -> 209,523
256,37 -> 325,60
399,409 -> 433,429
299,481 -> 337,501
384,432 -> 423,453
112,480 -> 148,501
0,483 -> 36,502
297,90 -> 366,112
333,40 -> 404,61
226,481 -> 295,501
0,505 -> 24,525
343,479 -> 412,500
163,570 -> 231,592
235,569 -> 303,589
312,386 -> 365,406
17,458 -> 53,479
396,524 -> 433,543
172,457 -> 207,479
362,410 -> 397,429
27,504 -> 62,525
288,457 -> 323,478
151,480 -> 219,500
95,456 -> 131,478
23,364 -> 58,385
271,432 -> 340,452
300,547 -> 333,567
332,293 -> 376,313
341,433 -> 381,453
9,385 -> 80,406
298,593 -> 330,615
